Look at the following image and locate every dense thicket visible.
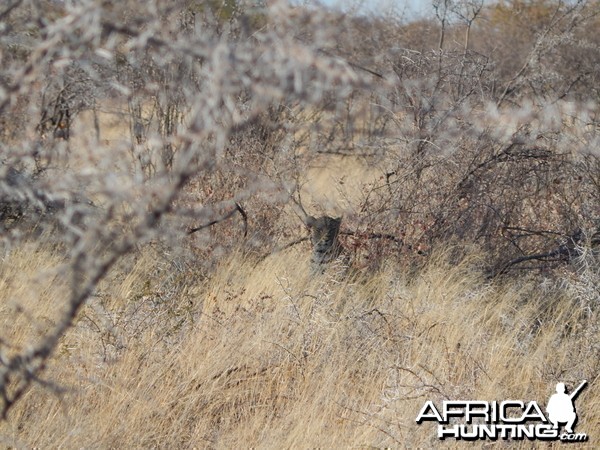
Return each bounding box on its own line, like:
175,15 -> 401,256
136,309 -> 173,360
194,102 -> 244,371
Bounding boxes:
0,0 -> 598,419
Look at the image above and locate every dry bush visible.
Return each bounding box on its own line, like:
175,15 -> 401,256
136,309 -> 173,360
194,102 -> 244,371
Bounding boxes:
0,0 -> 364,418
305,0 -> 600,274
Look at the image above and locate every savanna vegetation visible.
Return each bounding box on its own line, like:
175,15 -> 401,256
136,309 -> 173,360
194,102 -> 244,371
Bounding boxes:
0,0 -> 599,447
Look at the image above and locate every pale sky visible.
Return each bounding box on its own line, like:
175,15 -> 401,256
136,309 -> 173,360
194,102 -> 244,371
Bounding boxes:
316,0 -> 431,18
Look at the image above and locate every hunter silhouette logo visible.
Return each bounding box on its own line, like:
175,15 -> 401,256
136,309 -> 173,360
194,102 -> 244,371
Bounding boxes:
547,380 -> 587,434
416,380 -> 589,442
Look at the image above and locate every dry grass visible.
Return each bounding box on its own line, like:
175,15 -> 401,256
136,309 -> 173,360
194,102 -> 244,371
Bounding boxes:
0,242 -> 598,448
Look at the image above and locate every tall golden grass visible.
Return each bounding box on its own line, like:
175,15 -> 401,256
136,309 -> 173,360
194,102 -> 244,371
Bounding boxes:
0,242 -> 597,448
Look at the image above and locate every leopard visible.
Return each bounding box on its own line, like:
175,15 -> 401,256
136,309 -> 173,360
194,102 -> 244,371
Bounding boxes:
305,215 -> 348,274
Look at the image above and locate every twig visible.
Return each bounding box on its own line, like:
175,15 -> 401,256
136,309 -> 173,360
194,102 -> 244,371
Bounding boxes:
490,229 -> 584,278
187,202 -> 248,237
